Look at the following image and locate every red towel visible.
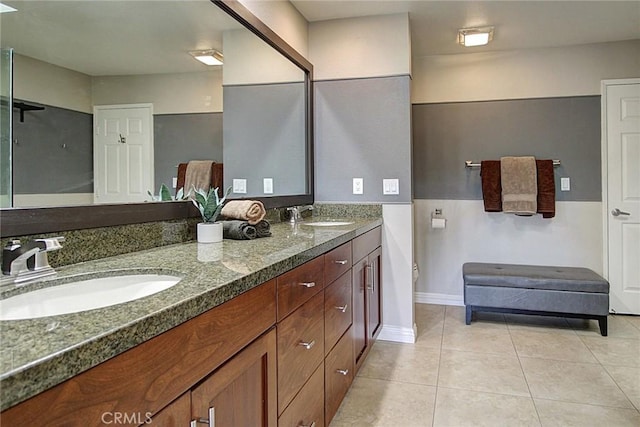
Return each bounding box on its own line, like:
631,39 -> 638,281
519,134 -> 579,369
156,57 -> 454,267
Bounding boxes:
536,159 -> 556,218
481,160 -> 502,212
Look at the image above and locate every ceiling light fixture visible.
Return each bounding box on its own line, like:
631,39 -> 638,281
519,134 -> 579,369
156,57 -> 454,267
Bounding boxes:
189,50 -> 223,66
0,2 -> 17,13
457,26 -> 494,47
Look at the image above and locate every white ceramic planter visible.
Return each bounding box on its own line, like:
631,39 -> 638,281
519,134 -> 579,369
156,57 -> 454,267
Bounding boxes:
197,222 -> 223,243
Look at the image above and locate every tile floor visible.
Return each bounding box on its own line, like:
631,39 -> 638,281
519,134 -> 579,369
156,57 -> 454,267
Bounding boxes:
330,304 -> 640,427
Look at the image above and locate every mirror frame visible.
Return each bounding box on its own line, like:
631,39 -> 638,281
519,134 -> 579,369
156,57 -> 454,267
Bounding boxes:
0,0 -> 314,238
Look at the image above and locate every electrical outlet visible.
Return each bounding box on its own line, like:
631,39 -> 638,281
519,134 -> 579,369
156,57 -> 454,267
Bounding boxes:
353,178 -> 363,195
263,178 -> 273,194
233,179 -> 247,194
561,177 -> 570,191
383,179 -> 399,195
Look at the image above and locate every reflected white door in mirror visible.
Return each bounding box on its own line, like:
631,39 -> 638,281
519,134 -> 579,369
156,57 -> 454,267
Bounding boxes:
93,104 -> 154,204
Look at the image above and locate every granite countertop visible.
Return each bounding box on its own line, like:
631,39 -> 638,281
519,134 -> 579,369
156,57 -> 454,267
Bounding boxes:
0,216 -> 382,411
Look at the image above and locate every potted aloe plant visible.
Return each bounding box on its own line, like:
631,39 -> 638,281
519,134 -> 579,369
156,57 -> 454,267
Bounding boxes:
192,186 -> 231,243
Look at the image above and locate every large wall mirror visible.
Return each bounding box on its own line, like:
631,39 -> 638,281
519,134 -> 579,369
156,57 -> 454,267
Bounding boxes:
0,0 -> 313,237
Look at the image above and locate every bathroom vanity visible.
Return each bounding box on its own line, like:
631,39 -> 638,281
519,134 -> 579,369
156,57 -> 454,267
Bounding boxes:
0,218 -> 382,426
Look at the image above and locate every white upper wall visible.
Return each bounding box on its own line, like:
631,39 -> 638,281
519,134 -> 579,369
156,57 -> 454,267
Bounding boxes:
238,0 -> 309,58
92,71 -> 223,115
412,39 -> 640,103
309,13 -> 411,81
13,54 -> 92,113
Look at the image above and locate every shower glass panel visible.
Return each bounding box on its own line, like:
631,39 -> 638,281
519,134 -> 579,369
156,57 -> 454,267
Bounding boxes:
0,48 -> 12,208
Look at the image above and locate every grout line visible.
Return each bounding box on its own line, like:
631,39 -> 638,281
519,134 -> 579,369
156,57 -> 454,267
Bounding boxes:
508,320 -> 543,426
430,304 -> 447,427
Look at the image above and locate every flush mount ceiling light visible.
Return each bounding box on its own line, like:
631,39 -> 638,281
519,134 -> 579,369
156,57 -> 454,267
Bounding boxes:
189,50 -> 223,66
0,2 -> 17,13
457,26 -> 495,47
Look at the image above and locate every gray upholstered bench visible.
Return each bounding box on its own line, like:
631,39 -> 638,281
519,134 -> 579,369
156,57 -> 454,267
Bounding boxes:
463,262 -> 610,336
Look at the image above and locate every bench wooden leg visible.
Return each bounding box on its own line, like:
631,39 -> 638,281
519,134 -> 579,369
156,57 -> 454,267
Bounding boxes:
598,316 -> 608,336
465,305 -> 473,325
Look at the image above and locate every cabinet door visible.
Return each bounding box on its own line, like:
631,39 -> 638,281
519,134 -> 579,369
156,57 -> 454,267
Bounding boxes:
367,247 -> 382,341
191,328 -> 277,427
352,257 -> 367,366
148,393 -> 191,426
325,328 -> 354,426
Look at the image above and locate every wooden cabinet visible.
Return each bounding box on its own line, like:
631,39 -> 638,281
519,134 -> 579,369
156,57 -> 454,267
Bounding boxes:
325,327 -> 354,424
191,328 -> 277,427
351,227 -> 382,372
147,393 -> 191,426
278,363 -> 325,427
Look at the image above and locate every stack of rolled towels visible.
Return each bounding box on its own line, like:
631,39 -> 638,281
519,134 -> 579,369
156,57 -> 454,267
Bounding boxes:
220,200 -> 271,240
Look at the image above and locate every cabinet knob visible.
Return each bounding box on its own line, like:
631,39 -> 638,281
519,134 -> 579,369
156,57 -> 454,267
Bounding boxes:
335,304 -> 348,313
336,369 -> 349,376
299,340 -> 316,350
298,281 -> 316,288
333,259 -> 348,265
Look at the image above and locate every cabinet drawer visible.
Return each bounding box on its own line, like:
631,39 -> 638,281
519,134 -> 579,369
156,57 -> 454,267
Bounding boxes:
324,242 -> 352,285
324,271 -> 352,354
278,362 -> 325,427
325,327 -> 354,426
277,292 -> 325,415
277,256 -> 325,321
352,227 -> 381,263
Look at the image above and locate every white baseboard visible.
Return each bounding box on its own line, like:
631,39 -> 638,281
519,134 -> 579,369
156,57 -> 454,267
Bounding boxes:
376,323 -> 418,344
415,292 -> 464,306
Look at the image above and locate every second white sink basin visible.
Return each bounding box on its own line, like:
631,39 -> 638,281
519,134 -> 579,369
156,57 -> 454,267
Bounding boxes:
303,221 -> 354,227
0,273 -> 181,321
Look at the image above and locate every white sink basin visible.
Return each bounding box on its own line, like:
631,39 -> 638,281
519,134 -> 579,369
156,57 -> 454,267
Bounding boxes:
303,221 -> 354,227
0,274 -> 181,321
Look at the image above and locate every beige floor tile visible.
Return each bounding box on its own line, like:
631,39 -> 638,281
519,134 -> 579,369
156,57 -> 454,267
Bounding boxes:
569,315 -> 640,339
535,398 -> 640,427
445,305 -> 507,330
581,336 -> 640,367
438,349 -> 530,397
414,309 -> 444,349
623,315 -> 640,331
520,357 -> 634,408
442,324 -> 516,355
330,377 -> 436,427
415,303 -> 445,323
433,387 -> 540,427
505,313 -> 575,334
357,341 -> 440,386
510,329 -> 598,363
604,365 -> 640,411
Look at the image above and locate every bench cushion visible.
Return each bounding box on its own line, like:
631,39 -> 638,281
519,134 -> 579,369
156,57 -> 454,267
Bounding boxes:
463,262 -> 609,294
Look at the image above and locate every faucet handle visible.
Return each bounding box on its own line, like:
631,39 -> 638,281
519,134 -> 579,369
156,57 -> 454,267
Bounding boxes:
35,236 -> 65,251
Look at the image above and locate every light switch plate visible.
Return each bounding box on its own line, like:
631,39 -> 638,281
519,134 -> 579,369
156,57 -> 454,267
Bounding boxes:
233,178 -> 247,194
263,178 -> 273,194
353,178 -> 363,195
561,177 -> 570,191
172,177 -> 177,189
383,179 -> 399,195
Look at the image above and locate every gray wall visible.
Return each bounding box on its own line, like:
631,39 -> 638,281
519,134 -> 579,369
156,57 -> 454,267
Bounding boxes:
314,75 -> 412,203
412,96 -> 602,201
154,112 -> 223,192
223,82 -> 306,197
12,100 -> 93,194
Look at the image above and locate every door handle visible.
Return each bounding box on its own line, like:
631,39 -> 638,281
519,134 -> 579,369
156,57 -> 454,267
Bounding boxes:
611,208 -> 631,217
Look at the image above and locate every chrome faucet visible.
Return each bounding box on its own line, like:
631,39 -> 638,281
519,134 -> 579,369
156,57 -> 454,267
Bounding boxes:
286,205 -> 314,224
1,237 -> 64,285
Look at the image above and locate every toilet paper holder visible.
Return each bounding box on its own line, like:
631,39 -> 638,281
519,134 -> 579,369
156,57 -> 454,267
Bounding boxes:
431,209 -> 446,229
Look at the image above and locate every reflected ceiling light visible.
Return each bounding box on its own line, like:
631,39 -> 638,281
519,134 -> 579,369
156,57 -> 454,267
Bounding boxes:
0,2 -> 17,13
189,50 -> 223,66
457,26 -> 494,47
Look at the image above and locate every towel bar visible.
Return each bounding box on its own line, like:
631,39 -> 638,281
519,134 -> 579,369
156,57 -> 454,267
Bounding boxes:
465,160 -> 561,168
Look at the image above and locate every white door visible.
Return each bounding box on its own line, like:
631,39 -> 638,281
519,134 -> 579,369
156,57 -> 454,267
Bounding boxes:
94,104 -> 154,204
603,80 -> 640,314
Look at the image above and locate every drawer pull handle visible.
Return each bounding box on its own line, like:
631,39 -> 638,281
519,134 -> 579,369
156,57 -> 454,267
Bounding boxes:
335,304 -> 348,313
191,407 -> 215,427
299,340 -> 316,350
333,259 -> 348,265
298,422 -> 316,427
336,368 -> 349,376
299,281 -> 316,288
